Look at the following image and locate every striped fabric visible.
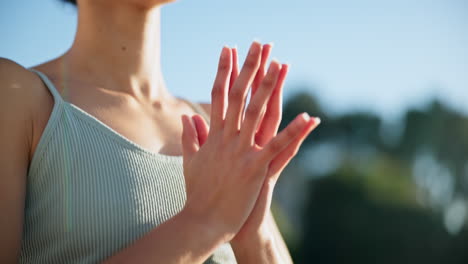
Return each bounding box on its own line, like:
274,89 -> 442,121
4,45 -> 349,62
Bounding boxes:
20,69 -> 236,264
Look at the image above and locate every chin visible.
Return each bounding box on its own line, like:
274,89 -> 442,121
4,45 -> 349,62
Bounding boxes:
131,0 -> 178,8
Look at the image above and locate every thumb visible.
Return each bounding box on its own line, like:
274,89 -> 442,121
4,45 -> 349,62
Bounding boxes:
181,114 -> 200,161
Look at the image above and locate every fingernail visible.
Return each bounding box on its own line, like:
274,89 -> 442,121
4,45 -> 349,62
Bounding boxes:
263,43 -> 273,52
221,46 -> 229,59
314,117 -> 321,125
271,58 -> 280,66
267,62 -> 278,74
249,42 -> 260,56
280,64 -> 290,74
301,112 -> 310,122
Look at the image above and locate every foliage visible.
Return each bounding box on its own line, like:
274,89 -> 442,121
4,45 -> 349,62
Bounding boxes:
276,90 -> 468,263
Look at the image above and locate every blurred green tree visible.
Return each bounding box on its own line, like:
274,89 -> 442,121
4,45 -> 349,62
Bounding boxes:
274,88 -> 468,263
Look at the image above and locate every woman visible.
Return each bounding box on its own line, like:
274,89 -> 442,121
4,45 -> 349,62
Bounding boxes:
0,0 -> 320,263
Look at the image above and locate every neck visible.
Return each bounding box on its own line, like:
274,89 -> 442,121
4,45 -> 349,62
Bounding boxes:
65,1 -> 172,102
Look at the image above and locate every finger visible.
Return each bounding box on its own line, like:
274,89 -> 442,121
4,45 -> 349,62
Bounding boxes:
229,47 -> 239,93
255,64 -> 289,147
267,117 -> 321,181
224,41 -> 263,140
192,114 -> 210,147
210,46 -> 232,133
240,60 -> 282,148
181,114 -> 200,161
252,43 -> 273,94
256,113 -> 313,165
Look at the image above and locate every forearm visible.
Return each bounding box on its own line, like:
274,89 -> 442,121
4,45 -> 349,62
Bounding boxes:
102,209 -> 225,264
269,211 -> 294,264
231,232 -> 282,264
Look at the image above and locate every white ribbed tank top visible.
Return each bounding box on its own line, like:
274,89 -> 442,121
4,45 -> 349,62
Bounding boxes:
19,69 -> 237,263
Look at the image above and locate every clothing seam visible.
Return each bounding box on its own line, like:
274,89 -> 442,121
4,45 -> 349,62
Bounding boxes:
27,69 -> 66,177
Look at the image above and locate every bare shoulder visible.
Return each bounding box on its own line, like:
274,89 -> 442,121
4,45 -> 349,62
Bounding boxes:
1,58 -> 35,122
0,58 -> 39,83
0,58 -> 52,160
0,58 -> 46,110
0,58 -> 46,262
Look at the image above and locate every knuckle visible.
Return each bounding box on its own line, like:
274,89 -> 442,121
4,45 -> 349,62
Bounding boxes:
218,61 -> 230,71
229,89 -> 243,102
245,104 -> 260,118
211,85 -> 222,97
262,77 -> 275,88
269,140 -> 283,154
286,126 -> 297,139
244,56 -> 258,69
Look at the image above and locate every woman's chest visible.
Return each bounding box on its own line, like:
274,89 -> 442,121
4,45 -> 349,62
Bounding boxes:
24,113 -> 187,256
22,103 -> 235,263
31,88 -> 195,161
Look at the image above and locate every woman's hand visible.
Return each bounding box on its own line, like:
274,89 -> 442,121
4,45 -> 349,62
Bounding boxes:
227,44 -> 320,264
180,41 -> 319,245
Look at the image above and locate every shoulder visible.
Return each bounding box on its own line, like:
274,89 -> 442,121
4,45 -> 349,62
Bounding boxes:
0,58 -> 41,85
0,58 -> 49,150
0,58 -> 46,263
0,58 -> 46,109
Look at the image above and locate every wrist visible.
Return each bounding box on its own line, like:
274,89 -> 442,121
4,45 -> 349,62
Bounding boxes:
231,222 -> 274,255
179,207 -> 232,245
231,219 -> 272,248
102,207 -> 228,264
231,234 -> 279,264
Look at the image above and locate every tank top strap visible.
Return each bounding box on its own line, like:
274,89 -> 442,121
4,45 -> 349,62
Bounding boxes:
179,98 -> 211,124
29,69 -> 64,104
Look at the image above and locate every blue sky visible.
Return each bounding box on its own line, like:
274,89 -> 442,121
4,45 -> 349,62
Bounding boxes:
1,0 -> 467,120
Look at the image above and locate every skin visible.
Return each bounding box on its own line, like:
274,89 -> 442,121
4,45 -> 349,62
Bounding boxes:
200,46 -> 297,263
0,0 -> 320,263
